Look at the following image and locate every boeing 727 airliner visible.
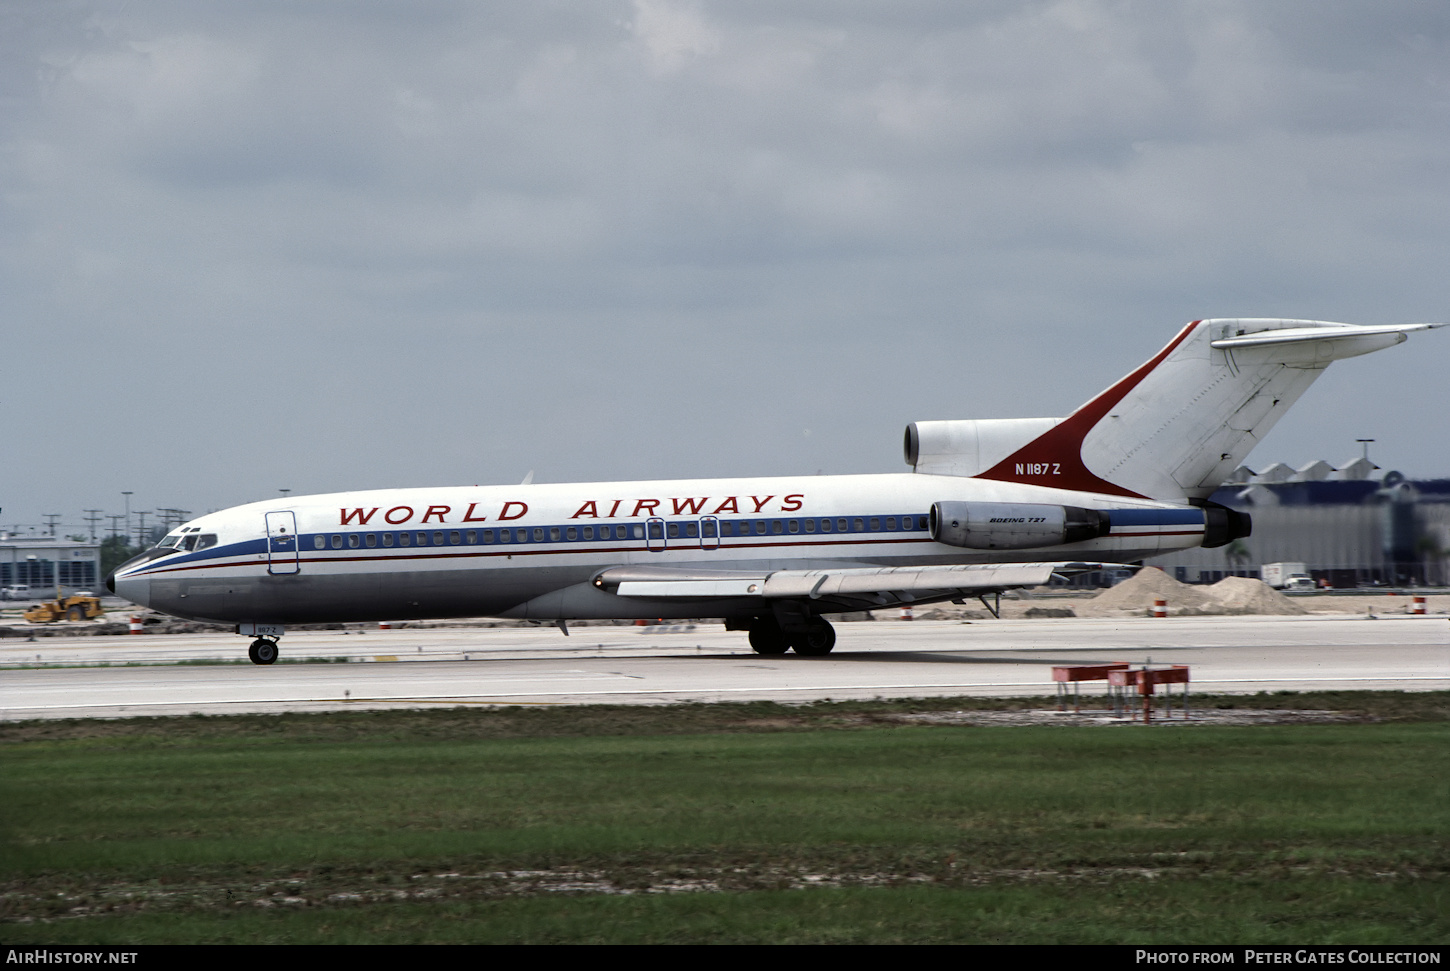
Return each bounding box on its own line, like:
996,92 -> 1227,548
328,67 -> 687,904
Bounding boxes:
109,318 -> 1440,663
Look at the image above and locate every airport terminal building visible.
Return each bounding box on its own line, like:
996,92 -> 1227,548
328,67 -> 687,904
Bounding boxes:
1146,458 -> 1450,587
0,535 -> 103,598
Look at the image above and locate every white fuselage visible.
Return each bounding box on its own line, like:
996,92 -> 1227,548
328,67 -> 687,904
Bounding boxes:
111,471 -> 1204,626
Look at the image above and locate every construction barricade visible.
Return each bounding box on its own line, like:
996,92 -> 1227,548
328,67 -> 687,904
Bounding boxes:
1052,663 -> 1131,713
1108,665 -> 1191,723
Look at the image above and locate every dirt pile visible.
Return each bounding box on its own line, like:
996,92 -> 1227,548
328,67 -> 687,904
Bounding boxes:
1077,567 -> 1216,616
1207,576 -> 1308,615
1077,567 -> 1306,616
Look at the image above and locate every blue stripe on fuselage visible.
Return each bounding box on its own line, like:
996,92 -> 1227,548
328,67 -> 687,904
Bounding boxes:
1106,508 -> 1204,527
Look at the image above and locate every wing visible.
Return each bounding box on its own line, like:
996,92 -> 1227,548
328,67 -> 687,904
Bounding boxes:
593,562 -> 1111,611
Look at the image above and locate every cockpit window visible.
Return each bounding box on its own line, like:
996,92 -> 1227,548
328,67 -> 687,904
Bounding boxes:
155,527 -> 216,552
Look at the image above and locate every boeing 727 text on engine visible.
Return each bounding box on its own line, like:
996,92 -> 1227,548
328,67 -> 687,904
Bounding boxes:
109,318 -> 1440,663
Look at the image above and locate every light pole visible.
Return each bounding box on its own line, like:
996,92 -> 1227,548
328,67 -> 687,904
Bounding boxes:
121,492 -> 133,546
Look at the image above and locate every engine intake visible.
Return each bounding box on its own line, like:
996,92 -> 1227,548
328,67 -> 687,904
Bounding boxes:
930,502 -> 1110,550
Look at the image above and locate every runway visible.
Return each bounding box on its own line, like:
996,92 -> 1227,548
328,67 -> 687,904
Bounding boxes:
2,615 -> 1446,720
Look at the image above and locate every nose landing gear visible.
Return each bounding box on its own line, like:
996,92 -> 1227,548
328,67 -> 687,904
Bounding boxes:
248,637 -> 279,665
238,623 -> 285,665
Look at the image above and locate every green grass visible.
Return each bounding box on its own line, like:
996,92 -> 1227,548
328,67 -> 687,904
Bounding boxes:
11,881 -> 1446,945
2,694 -> 1448,943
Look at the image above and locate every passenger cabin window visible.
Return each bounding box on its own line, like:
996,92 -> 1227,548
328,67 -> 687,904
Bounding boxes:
383,533 -> 395,547
331,535 -> 343,549
348,534 -> 360,548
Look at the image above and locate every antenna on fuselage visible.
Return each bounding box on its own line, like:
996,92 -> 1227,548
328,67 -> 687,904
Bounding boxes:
520,470 -> 535,485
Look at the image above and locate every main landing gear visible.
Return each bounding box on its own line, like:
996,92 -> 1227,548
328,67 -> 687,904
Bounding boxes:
248,637 -> 279,665
747,616 -> 836,656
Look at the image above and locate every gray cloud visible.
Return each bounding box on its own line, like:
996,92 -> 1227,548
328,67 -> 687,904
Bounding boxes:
2,0 -> 1447,531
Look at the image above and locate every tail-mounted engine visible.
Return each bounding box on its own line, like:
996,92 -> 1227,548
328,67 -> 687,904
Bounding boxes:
930,502 -> 1110,551
1199,501 -> 1252,549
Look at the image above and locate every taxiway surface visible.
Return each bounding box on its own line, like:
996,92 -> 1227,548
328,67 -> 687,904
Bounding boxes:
2,615 -> 1446,720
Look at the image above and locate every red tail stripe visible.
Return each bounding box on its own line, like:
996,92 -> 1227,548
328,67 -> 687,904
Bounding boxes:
974,321 -> 1202,499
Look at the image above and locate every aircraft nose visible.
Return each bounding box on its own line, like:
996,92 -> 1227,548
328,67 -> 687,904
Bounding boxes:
110,572 -> 152,609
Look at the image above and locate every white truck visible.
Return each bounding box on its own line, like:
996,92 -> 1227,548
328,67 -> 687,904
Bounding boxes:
1262,562 -> 1314,590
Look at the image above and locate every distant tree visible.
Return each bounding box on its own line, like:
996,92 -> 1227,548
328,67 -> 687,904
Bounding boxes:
1224,539 -> 1252,576
100,536 -> 143,577
67,534 -> 88,543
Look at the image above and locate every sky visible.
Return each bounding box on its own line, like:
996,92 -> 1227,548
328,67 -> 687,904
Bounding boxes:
3,0 -> 1447,537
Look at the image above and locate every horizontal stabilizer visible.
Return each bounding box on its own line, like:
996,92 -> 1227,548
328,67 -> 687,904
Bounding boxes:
1211,322 -> 1444,349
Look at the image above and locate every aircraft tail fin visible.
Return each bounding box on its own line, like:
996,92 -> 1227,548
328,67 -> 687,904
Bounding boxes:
966,319 -> 1441,501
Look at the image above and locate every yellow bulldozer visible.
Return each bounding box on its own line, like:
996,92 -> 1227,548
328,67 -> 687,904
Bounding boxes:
24,594 -> 104,623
